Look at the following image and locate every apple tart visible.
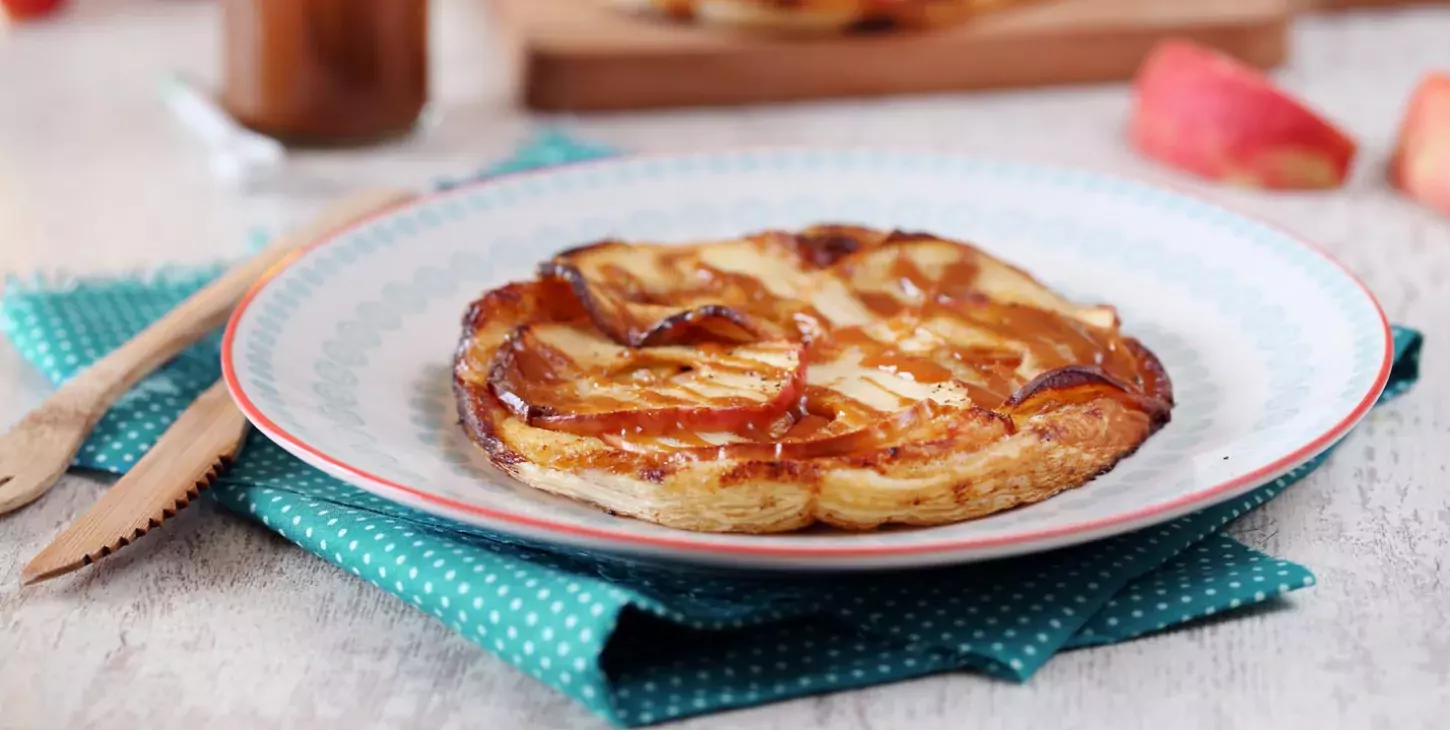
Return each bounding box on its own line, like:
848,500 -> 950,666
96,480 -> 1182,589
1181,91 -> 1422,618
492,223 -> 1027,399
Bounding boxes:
453,225 -> 1173,533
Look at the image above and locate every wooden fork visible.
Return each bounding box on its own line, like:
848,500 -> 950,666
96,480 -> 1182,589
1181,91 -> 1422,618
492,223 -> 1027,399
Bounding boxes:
0,188 -> 413,515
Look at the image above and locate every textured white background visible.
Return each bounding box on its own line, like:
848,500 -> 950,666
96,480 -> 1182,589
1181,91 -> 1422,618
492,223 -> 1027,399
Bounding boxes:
2,1 -> 1448,728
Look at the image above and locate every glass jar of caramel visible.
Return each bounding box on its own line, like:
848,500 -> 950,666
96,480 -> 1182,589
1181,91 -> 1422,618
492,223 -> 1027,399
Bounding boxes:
220,0 -> 428,146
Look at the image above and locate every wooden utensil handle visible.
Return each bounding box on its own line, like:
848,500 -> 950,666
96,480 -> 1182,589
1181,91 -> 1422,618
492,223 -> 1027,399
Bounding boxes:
20,379 -> 254,585
52,188 -> 413,426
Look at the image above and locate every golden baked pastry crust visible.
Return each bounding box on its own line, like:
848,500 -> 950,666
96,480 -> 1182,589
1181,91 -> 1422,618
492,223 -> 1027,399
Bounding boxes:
453,226 -> 1173,533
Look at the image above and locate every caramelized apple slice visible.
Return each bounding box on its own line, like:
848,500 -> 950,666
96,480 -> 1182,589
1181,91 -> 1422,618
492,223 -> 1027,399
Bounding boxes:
488,322 -> 805,437
540,238 -> 812,346
1004,365 -> 1171,427
593,332 -> 995,456
1131,40 -> 1357,190
781,224 -> 891,268
1390,73 -> 1450,216
455,279 -> 591,388
604,396 -> 1013,461
828,232 -> 1119,328
773,399 -> 1011,460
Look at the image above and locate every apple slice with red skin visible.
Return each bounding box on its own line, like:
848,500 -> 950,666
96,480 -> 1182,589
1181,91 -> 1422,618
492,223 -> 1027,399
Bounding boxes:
539,238 -> 809,347
1003,365 -> 1172,429
1131,40 -> 1357,190
830,232 -> 1120,328
488,322 -> 806,438
1390,73 -> 1450,216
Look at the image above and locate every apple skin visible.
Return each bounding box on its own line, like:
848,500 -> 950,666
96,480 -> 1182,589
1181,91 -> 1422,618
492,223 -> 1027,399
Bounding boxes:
1390,73 -> 1450,216
1003,365 -> 1171,429
2,0 -> 65,21
539,259 -> 767,347
1130,40 -> 1358,190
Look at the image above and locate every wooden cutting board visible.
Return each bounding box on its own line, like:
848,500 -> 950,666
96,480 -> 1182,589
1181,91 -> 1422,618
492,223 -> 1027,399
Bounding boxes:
1315,0 -> 1449,7
490,0 -> 1292,111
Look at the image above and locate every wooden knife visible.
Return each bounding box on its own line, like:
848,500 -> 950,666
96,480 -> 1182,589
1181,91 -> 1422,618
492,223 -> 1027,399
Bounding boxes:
21,379 -> 248,585
16,187 -> 414,585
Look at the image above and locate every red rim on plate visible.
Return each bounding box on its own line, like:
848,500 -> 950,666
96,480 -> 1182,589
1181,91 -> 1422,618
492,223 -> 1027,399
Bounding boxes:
220,154 -> 1394,560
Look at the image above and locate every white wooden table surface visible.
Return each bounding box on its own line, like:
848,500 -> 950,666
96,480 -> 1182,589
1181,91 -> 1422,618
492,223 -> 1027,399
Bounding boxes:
2,2 -> 1448,728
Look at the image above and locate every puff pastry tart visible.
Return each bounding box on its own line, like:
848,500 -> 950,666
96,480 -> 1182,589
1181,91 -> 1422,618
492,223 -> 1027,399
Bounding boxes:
454,225 -> 1173,533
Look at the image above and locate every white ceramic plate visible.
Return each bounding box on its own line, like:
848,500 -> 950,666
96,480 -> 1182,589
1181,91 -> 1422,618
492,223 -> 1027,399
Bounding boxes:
222,149 -> 1391,570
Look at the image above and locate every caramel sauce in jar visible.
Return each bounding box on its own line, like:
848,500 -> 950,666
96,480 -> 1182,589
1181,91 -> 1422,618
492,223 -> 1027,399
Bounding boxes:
220,0 -> 428,145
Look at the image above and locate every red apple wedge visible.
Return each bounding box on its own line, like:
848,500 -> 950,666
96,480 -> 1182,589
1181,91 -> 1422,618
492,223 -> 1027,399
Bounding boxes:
1131,40 -> 1358,190
1,0 -> 64,22
1390,73 -> 1450,216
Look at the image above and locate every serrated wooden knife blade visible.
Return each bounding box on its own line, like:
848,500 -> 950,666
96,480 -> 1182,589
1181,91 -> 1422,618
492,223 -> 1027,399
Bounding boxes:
21,379 -> 250,585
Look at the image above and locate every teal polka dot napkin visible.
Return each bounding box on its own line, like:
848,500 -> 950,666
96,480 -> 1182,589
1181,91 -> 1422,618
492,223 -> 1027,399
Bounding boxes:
0,131 -> 1424,727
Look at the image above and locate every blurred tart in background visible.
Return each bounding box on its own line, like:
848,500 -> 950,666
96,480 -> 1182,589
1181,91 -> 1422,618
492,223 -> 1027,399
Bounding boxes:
605,0 -> 1033,35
